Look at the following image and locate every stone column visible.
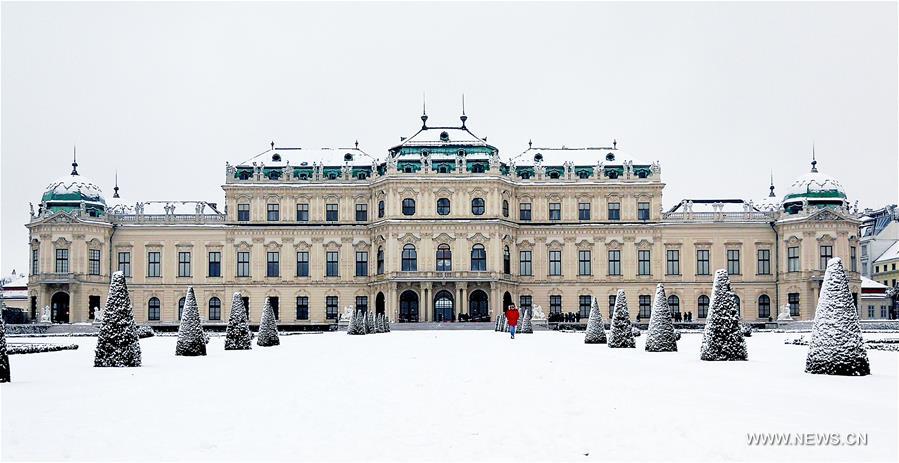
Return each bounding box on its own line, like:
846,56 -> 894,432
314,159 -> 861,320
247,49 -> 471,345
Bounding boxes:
490,281 -> 499,319
459,284 -> 467,316
422,284 -> 431,322
388,282 -> 398,321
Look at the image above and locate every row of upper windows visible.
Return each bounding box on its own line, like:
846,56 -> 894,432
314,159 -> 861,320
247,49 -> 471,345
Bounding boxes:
236,199 -> 653,222
873,262 -> 897,274
144,294 -> 348,321
38,245 -> 857,277
529,293 -> 786,320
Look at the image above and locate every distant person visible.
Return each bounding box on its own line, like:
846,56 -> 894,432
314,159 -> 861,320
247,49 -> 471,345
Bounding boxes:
506,304 -> 520,339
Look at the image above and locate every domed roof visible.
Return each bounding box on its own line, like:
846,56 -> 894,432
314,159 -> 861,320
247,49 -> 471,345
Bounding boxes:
782,171 -> 846,204
42,174 -> 106,205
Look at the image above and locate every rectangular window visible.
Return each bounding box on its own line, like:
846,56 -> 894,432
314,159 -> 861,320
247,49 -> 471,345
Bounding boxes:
117,251 -> 131,277
237,203 -> 250,222
237,251 -> 250,277
548,250 -> 562,276
578,202 -> 591,221
788,292 -> 800,317
208,251 -> 221,277
549,295 -> 562,314
326,296 -> 338,320
31,248 -> 39,275
637,202 -> 650,221
296,251 -> 309,277
356,251 -> 368,277
55,248 -> 69,273
882,306 -> 889,318
519,295 -> 532,315
727,249 -> 741,275
296,296 -> 309,320
666,249 -> 680,275
696,249 -> 710,275
579,295 -> 592,318
147,251 -> 161,277
608,295 -> 616,319
88,249 -> 101,275
578,250 -> 592,276
266,251 -> 280,277
756,249 -> 771,275
378,201 -> 384,218
326,251 -> 339,277
820,245 -> 833,270
638,250 -> 651,275
296,203 -> 309,222
549,202 -> 561,221
608,202 -> 621,221
639,295 -> 652,318
267,203 -> 279,221
519,202 -> 532,221
850,246 -> 857,272
355,204 -> 368,222
608,250 -> 621,276
326,203 -> 339,222
519,251 -> 532,276
788,246 -> 800,272
356,296 -> 368,315
178,252 -> 191,277
270,297 -> 280,320
868,305 -> 875,318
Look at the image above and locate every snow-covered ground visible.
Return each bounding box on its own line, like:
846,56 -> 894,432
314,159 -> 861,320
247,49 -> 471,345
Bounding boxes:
2,331 -> 896,462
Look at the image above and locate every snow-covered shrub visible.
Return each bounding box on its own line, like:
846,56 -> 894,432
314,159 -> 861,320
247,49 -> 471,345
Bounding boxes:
805,258 -> 870,376
584,297 -> 607,344
256,297 -> 280,347
175,287 -> 207,356
741,325 -> 753,337
674,330 -> 682,341
645,284 -> 677,352
608,290 -> 635,348
0,318 -> 9,382
785,336 -> 807,346
136,325 -> 155,339
8,343 -> 79,355
520,306 -> 534,334
631,326 -> 642,337
94,272 -> 142,367
375,314 -> 385,333
225,292 -> 252,350
700,270 -> 747,361
385,316 -> 391,332
346,310 -> 364,335
494,316 -> 500,331
367,311 -> 376,333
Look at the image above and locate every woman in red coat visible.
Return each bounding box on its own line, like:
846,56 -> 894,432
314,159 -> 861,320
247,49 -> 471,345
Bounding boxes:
506,304 -> 520,339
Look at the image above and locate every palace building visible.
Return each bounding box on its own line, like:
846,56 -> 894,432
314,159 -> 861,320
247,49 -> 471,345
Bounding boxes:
25,112 -> 869,326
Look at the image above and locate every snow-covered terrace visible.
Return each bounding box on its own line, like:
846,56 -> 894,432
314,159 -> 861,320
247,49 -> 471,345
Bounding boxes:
108,200 -> 225,224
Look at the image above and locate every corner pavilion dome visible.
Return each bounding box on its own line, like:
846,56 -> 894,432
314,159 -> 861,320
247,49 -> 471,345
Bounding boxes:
782,156 -> 847,214
41,155 -> 106,217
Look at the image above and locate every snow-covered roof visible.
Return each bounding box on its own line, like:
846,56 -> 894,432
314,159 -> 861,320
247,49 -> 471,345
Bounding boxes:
873,240 -> 899,264
389,122 -> 497,159
2,275 -> 29,289
861,276 -> 888,290
41,173 -> 106,205
508,146 -> 649,166
237,146 -> 379,167
783,170 -> 846,204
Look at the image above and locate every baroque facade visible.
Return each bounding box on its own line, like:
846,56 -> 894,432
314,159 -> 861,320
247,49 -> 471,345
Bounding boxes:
25,113 -> 867,325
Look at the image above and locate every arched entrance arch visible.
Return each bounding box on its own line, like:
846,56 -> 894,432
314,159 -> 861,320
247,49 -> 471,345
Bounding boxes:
469,290 -> 489,322
399,290 -> 419,323
434,290 -> 454,322
375,292 -> 385,315
51,292 -> 70,323
503,292 -> 513,312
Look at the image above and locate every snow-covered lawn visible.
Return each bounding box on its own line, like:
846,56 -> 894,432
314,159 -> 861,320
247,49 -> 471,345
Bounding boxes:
2,331 -> 896,462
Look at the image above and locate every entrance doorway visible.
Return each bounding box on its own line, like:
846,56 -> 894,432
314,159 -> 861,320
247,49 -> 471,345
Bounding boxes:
469,290 -> 489,322
434,290 -> 454,322
376,292 -> 385,315
51,292 -> 70,323
503,292 -> 513,313
399,290 -> 419,322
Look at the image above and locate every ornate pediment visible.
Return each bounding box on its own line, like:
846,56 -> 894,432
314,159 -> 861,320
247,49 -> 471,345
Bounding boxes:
810,209 -> 845,222
434,232 -> 456,243
397,232 -> 421,244
468,232 -> 490,244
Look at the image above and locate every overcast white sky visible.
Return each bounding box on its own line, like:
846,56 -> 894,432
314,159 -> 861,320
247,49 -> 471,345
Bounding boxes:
2,1 -> 897,274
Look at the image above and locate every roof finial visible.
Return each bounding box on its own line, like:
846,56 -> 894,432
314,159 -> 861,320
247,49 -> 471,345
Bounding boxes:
71,145 -> 79,175
528,139 -> 533,149
420,92 -> 428,129
113,170 -> 120,198
613,139 -> 617,149
811,142 -> 818,172
768,170 -> 775,197
270,141 -> 275,150
460,94 -> 468,127
355,139 -> 359,149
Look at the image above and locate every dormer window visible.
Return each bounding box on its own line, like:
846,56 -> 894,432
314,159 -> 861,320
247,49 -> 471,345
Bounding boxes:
272,153 -> 282,162
440,131 -> 450,142
328,173 -> 337,180
606,153 -> 615,161
344,153 -> 353,162
404,166 -> 413,173
520,172 -> 531,179
607,171 -> 618,179
299,173 -> 308,180
457,149 -> 466,157
239,172 -> 251,180
534,153 -> 543,163
357,173 -> 367,180
637,170 -> 648,179
472,164 -> 484,173
268,171 -> 279,180
578,170 -> 590,179
438,165 -> 448,174
549,171 -> 560,179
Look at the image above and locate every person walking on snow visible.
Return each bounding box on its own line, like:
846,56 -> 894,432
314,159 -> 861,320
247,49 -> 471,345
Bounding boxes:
506,304 -> 520,339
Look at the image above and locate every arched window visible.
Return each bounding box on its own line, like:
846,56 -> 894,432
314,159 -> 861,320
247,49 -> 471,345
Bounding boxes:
209,297 -> 221,321
503,246 -> 511,274
402,198 -> 416,216
402,244 -> 417,271
403,166 -> 413,173
549,171 -> 560,179
578,170 -> 590,179
436,244 -> 452,272
471,198 -> 485,215
502,200 -> 509,218
607,171 -> 618,179
758,294 -> 771,319
472,163 -> 485,173
239,171 -> 251,180
698,295 -> 710,319
268,171 -> 279,180
437,198 -> 451,215
178,297 -> 186,320
378,200 -> 385,218
471,244 -> 486,271
668,295 -> 680,315
734,295 -> 741,317
376,247 -> 384,275
438,165 -> 448,174
148,297 -> 160,321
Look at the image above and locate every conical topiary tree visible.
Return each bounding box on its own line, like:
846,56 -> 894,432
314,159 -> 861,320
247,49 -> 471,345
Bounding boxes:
257,296 -> 280,347
806,258 -> 870,376
584,297 -> 607,344
95,271 -> 142,367
368,311 -> 375,333
374,313 -> 384,333
348,309 -> 365,335
520,306 -> 534,334
385,315 -> 391,332
176,287 -> 207,356
700,269 -> 747,361
0,316 -> 9,383
608,290 -> 635,348
645,284 -> 677,352
224,292 -> 252,350
494,315 -> 500,331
